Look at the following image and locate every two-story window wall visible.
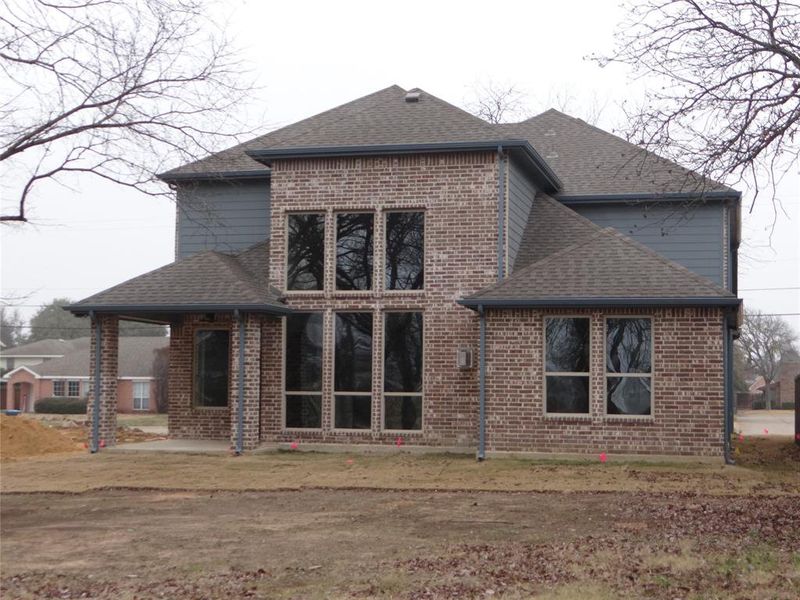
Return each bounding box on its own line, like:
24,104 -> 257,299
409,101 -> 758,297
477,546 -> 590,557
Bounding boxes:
283,210 -> 425,433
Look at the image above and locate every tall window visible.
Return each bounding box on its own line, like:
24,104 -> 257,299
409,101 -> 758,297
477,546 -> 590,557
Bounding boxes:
336,213 -> 373,290
194,329 -> 230,407
133,381 -> 150,411
285,313 -> 323,428
544,317 -> 590,414
53,380 -> 65,397
606,318 -> 653,415
385,211 -> 424,290
384,312 -> 423,430
334,312 -> 373,429
67,380 -> 81,397
287,213 -> 325,290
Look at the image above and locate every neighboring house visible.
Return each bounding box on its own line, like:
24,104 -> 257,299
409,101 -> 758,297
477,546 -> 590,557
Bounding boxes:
2,337 -> 168,413
750,362 -> 800,409
66,86 -> 742,458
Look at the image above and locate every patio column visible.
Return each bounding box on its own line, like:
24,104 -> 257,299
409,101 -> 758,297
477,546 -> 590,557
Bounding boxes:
88,314 -> 119,450
230,313 -> 262,452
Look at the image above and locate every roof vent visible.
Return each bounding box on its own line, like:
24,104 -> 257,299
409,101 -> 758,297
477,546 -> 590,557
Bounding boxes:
405,91 -> 421,103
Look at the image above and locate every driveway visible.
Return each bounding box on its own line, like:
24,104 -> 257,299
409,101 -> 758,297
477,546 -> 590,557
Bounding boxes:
734,409 -> 796,436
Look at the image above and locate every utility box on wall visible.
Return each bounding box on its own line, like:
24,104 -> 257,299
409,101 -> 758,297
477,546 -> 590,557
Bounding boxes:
456,347 -> 473,370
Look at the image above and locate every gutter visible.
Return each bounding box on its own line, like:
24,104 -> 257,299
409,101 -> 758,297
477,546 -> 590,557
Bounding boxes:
66,303 -> 293,317
91,311 -> 100,454
478,305 -> 486,461
723,315 -> 735,465
459,297 -> 743,310
558,191 -> 741,204
157,169 -> 271,183
246,140 -> 562,193
235,310 -> 245,455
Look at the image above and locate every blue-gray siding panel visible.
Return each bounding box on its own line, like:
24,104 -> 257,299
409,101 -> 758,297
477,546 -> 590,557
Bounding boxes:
570,202 -> 725,286
176,180 -> 270,259
507,158 -> 537,273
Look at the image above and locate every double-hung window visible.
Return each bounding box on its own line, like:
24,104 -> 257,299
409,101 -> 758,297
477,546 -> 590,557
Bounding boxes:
287,213 -> 325,290
133,381 -> 150,411
385,211 -> 424,290
334,312 -> 373,429
336,213 -> 373,290
544,317 -> 591,414
67,380 -> 81,397
285,313 -> 323,428
193,329 -> 230,407
606,318 -> 653,415
383,312 -> 423,430
53,380 -> 65,397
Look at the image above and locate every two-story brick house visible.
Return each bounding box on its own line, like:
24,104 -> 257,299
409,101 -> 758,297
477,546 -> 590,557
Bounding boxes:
68,86 -> 742,459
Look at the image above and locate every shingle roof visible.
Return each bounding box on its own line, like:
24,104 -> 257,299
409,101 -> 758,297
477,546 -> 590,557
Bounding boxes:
499,109 -> 733,196
466,207 -> 737,306
515,193 -> 601,270
27,337 -> 169,378
161,86 -> 733,196
1,338 -> 90,357
68,242 -> 288,314
162,85 -> 501,178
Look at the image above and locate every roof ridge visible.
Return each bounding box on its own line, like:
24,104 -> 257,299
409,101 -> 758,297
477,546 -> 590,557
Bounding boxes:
600,227 -> 734,296
211,252 -> 266,303
413,88 -> 499,132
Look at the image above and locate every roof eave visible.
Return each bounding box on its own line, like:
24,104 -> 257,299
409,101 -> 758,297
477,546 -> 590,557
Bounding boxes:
557,191 -> 741,204
246,140 -> 563,193
156,169 -> 271,183
458,296 -> 742,310
66,303 -> 292,317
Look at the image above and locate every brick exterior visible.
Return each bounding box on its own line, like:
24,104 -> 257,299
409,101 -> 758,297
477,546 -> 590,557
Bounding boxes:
229,314 -> 262,450
87,315 -> 119,447
262,153 -> 499,447
484,307 -> 725,456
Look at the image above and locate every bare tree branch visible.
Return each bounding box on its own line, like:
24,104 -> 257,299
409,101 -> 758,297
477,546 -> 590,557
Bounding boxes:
0,0 -> 259,222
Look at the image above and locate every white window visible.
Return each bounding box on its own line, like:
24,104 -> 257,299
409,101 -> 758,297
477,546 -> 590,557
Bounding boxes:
133,381 -> 150,411
53,380 -> 65,397
67,380 -> 81,397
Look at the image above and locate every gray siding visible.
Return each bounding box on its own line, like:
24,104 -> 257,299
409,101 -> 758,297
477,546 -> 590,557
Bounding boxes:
175,180 -> 270,260
570,202 -> 725,286
506,158 -> 537,273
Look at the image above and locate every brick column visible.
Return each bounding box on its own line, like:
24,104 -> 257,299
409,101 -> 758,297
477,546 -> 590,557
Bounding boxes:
87,314 -> 119,448
230,314 -> 262,451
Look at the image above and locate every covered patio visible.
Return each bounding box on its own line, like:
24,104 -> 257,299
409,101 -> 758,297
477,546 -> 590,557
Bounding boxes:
67,242 -> 290,454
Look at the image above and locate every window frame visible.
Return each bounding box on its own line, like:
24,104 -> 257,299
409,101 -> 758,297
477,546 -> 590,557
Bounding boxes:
542,315 -> 592,416
282,311 -> 324,431
67,380 -> 81,398
383,209 -> 425,294
604,315 -> 655,418
132,380 -> 150,411
285,211 -> 327,294
192,326 -> 231,410
332,311 -> 374,432
334,211 -> 375,292
52,380 -> 65,397
381,310 -> 424,433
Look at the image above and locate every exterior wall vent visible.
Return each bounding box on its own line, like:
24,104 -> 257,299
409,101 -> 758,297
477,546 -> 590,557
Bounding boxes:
456,347 -> 473,370
405,91 -> 421,103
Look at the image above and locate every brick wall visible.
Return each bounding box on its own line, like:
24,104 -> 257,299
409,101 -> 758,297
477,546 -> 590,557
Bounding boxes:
262,153 -> 499,447
484,307 -> 725,457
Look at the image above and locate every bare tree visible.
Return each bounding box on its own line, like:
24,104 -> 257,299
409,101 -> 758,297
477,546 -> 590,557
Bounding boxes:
466,81 -> 530,124
593,0 -> 800,208
1,0 -> 256,222
737,310 -> 798,409
152,345 -> 168,413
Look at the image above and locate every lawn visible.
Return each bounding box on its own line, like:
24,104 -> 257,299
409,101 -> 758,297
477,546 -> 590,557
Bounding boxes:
1,439 -> 798,599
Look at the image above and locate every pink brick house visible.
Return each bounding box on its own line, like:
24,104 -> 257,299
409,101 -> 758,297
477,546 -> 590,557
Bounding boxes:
66,86 -> 742,459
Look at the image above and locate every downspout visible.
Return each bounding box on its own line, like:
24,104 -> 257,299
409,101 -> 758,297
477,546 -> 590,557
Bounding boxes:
235,310 -> 245,456
497,146 -> 506,280
723,315 -> 735,465
478,305 -> 486,461
91,310 -> 100,453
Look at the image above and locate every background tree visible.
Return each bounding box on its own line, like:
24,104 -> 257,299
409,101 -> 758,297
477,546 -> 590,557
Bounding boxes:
1,0 -> 255,222
151,345 -> 169,413
466,81 -> 530,124
27,298 -> 165,341
593,0 -> 800,207
0,305 -> 26,348
737,310 -> 798,409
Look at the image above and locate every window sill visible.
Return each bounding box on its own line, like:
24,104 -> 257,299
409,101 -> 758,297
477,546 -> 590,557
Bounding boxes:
543,413 -> 592,420
603,414 -> 655,423
192,405 -> 229,411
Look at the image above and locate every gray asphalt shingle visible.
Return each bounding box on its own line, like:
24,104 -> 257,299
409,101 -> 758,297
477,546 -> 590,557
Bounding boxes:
30,337 -> 169,378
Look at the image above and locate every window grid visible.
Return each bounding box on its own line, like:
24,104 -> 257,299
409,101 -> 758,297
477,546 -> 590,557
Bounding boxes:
133,381 -> 150,411
67,380 -> 81,397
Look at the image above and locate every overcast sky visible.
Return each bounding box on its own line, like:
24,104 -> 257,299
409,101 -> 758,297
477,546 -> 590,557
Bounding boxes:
2,0 -> 798,336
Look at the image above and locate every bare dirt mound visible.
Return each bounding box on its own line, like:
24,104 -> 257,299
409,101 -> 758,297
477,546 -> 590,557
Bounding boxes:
0,415 -> 83,460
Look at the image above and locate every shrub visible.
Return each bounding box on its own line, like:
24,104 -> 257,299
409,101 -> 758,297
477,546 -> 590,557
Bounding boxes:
751,400 -> 766,410
34,397 -> 88,414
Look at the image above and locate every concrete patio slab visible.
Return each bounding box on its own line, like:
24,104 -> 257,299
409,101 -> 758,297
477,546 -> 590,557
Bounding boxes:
734,410 -> 795,437
111,439 -> 230,454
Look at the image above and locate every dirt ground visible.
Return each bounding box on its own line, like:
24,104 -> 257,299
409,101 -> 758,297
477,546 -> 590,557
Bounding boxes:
1,437 -> 797,598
